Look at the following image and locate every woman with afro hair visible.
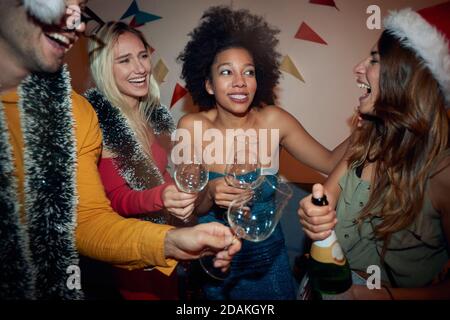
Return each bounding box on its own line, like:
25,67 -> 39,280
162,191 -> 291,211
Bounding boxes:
177,6 -> 347,300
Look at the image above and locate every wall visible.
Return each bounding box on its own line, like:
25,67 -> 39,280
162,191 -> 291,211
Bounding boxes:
66,0 -> 445,183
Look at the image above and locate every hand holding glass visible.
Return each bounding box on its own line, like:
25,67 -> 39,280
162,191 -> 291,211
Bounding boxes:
173,158 -> 208,224
200,175 -> 293,280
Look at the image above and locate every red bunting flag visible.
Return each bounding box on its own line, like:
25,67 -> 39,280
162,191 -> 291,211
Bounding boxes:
309,0 -> 339,11
295,22 -> 328,45
129,16 -> 143,28
170,83 -> 188,108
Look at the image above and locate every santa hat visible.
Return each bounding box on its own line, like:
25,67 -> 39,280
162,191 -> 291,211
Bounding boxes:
23,0 -> 66,25
384,2 -> 450,107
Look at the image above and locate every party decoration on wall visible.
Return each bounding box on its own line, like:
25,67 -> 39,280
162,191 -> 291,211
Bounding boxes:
82,6 -> 105,36
309,0 -> 339,11
120,0 -> 162,28
295,22 -> 328,45
120,0 -> 139,19
280,55 -> 305,83
153,59 -> 169,84
170,83 -> 188,108
130,12 -> 162,28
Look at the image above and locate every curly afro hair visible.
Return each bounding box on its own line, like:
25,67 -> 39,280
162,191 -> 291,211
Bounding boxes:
177,6 -> 281,110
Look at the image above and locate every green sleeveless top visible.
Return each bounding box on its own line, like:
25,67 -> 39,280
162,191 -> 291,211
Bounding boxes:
335,168 -> 448,288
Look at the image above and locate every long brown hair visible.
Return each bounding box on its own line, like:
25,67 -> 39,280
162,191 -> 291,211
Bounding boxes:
348,31 -> 449,252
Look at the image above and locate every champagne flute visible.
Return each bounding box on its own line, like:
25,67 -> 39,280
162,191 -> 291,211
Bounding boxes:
198,135 -> 261,279
227,176 -> 293,242
172,155 -> 209,280
174,161 -> 209,194
224,134 -> 264,190
173,155 -> 208,225
199,175 -> 293,280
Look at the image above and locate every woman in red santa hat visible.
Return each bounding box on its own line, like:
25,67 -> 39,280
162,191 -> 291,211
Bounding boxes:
298,1 -> 450,299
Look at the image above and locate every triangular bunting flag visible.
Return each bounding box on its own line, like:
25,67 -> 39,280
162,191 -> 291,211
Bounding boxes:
309,0 -> 340,11
295,22 -> 328,45
170,83 -> 188,108
129,16 -> 144,28
153,59 -> 169,84
135,11 -> 162,25
120,0 -> 139,20
121,0 -> 162,27
280,55 -> 305,83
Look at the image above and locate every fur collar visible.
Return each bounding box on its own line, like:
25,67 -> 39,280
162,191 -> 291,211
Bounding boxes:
384,8 -> 450,107
0,66 -> 82,299
84,88 -> 175,223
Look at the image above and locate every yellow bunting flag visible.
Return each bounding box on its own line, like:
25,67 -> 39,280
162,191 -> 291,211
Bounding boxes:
153,59 -> 169,84
280,55 -> 305,83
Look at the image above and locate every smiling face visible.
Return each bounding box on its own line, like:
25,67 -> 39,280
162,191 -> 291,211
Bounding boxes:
112,31 -> 151,108
205,47 -> 257,116
354,43 -> 380,115
0,0 -> 86,75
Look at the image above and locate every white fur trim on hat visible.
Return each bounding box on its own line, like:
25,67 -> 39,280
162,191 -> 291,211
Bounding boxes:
384,8 -> 450,107
23,0 -> 66,25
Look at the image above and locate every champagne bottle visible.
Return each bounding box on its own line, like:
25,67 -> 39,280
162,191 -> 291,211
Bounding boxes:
308,184 -> 352,297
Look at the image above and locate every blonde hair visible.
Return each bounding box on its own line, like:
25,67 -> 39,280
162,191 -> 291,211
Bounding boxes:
88,21 -> 160,156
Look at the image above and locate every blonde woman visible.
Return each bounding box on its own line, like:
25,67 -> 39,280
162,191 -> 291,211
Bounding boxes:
85,21 -> 196,300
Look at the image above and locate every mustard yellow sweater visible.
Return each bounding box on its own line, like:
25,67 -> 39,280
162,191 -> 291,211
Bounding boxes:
1,90 -> 176,275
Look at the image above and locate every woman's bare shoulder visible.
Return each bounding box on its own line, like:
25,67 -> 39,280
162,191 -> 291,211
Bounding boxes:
256,105 -> 297,125
177,110 -> 214,129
